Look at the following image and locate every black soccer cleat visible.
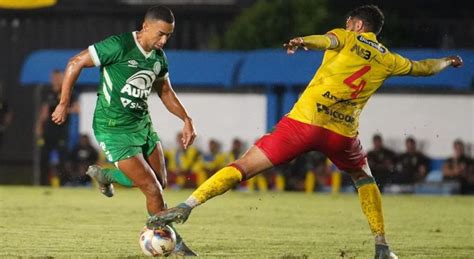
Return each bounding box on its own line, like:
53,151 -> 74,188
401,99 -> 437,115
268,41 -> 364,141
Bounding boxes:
86,165 -> 114,198
146,203 -> 192,229
375,244 -> 398,259
173,238 -> 198,256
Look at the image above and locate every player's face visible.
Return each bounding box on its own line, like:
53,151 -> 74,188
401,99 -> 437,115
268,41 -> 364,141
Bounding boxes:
406,140 -> 416,153
454,143 -> 464,157
373,138 -> 383,149
143,20 -> 174,50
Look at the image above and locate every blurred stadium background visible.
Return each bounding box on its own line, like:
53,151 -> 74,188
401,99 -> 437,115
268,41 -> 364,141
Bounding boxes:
0,0 -> 472,192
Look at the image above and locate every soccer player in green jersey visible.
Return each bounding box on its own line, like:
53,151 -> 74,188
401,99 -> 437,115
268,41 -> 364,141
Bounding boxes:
51,6 -> 197,256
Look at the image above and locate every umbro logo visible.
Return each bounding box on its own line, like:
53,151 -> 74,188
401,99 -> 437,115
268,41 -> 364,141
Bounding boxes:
128,60 -> 138,68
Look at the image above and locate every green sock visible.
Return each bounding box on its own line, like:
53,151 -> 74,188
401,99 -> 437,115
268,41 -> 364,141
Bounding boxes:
102,168 -> 134,187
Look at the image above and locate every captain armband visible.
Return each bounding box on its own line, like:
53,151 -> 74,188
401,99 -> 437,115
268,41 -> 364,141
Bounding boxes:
302,34 -> 339,50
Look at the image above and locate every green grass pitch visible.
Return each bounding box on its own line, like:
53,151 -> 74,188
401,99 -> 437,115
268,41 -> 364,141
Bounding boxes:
0,186 -> 472,258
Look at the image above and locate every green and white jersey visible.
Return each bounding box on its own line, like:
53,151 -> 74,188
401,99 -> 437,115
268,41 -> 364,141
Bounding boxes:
88,31 -> 169,133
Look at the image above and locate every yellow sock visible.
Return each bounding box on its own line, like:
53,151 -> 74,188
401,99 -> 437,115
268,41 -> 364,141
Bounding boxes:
189,165 -> 243,206
331,171 -> 341,194
257,175 -> 268,191
275,174 -> 285,191
247,177 -> 256,191
304,170 -> 315,193
356,178 -> 385,235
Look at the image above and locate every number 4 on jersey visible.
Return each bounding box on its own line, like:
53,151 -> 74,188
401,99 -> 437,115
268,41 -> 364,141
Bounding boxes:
343,65 -> 371,99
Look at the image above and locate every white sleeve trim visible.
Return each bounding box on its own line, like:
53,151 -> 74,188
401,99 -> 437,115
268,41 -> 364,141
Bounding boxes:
88,45 -> 101,67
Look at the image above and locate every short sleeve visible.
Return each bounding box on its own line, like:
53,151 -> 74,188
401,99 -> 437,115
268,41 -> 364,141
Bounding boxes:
88,35 -> 123,67
326,28 -> 348,49
389,52 -> 412,76
157,51 -> 169,80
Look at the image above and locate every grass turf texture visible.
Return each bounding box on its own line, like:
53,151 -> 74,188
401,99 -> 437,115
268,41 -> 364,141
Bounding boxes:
0,186 -> 472,258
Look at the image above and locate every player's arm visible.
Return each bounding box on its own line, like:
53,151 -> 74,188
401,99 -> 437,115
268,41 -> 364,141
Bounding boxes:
51,50 -> 94,125
409,56 -> 463,76
154,78 -> 197,149
284,34 -> 339,54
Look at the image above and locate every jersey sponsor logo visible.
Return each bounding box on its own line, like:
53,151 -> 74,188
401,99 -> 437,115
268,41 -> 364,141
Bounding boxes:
128,60 -> 139,68
153,61 -> 161,75
322,91 -> 357,107
351,44 -> 372,60
356,35 -> 386,53
316,103 -> 355,124
120,70 -> 155,109
121,99 -> 146,110
120,97 -> 132,107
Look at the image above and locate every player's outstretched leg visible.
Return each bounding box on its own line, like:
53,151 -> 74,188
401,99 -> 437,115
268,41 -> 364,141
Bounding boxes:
147,146 -> 273,228
147,164 -> 243,228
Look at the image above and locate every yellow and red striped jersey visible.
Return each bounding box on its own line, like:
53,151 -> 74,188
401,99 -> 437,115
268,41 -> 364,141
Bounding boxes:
288,28 -> 412,137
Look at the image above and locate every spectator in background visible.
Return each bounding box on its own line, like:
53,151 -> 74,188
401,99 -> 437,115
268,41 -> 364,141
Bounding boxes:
0,99 -> 12,148
67,134 -> 98,186
283,152 -> 314,191
304,151 -> 328,192
202,139 -> 228,180
443,139 -> 474,194
35,70 -> 79,186
393,137 -> 430,185
367,134 -> 396,192
165,132 -> 201,189
227,138 -> 244,162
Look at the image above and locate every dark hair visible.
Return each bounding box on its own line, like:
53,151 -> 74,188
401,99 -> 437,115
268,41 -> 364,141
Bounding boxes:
373,134 -> 382,141
406,137 -> 416,144
347,5 -> 384,35
454,139 -> 464,146
145,5 -> 174,23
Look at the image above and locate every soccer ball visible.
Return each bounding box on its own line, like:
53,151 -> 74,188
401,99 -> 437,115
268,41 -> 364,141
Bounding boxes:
139,225 -> 176,257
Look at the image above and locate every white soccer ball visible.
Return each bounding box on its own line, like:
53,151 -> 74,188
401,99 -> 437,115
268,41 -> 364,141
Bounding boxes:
139,225 -> 176,257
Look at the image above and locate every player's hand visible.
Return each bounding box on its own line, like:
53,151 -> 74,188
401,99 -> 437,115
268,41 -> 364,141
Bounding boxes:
447,55 -> 463,68
181,117 -> 196,149
283,37 -> 308,54
51,103 -> 68,125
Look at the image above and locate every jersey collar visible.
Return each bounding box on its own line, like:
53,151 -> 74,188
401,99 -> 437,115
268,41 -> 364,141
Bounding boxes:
132,31 -> 154,59
361,31 -> 377,41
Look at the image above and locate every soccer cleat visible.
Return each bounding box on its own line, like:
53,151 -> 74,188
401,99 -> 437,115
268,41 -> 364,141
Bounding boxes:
86,165 -> 114,198
173,239 -> 198,256
146,203 -> 192,229
375,244 -> 398,259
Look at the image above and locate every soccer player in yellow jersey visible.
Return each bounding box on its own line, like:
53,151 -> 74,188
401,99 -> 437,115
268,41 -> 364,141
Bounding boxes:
148,5 -> 463,258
